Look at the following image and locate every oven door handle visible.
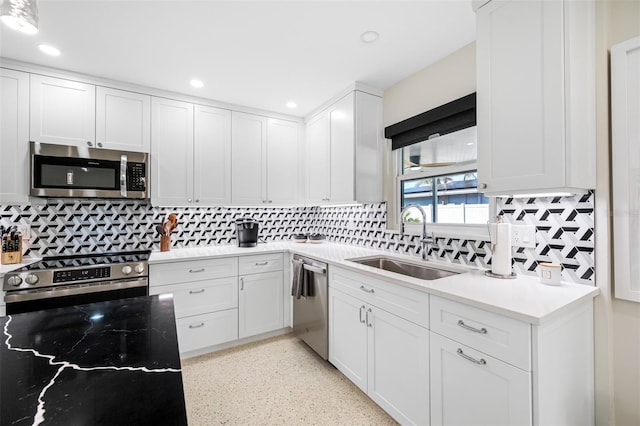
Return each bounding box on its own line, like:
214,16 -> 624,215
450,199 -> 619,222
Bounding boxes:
4,278 -> 148,303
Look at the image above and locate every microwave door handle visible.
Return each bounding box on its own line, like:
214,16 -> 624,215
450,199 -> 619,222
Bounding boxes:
120,155 -> 127,197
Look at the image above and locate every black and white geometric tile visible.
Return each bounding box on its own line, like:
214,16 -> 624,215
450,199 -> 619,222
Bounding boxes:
0,192 -> 594,285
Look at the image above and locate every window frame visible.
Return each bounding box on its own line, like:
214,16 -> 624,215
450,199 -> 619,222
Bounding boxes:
395,152 -> 494,240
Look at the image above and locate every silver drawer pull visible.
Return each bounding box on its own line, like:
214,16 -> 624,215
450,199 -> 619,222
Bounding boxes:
189,268 -> 205,273
457,348 -> 486,365
255,261 -> 269,266
359,285 -> 375,294
189,289 -> 205,294
457,320 -> 487,334
359,305 -> 366,324
189,323 -> 205,329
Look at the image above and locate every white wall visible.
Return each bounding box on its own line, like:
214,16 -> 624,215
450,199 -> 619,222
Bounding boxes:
594,1 -> 640,425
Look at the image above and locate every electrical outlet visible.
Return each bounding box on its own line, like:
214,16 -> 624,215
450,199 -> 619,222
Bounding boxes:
17,224 -> 31,240
511,225 -> 536,248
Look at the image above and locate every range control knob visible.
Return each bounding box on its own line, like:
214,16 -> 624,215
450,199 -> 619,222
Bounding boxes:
7,275 -> 22,286
134,264 -> 145,274
122,266 -> 132,275
24,274 -> 39,285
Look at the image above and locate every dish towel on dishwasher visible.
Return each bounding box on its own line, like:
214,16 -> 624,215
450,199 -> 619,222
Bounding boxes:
291,259 -> 313,299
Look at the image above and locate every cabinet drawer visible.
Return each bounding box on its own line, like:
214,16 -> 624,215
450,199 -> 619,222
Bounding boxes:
330,266 -> 429,328
430,296 -> 531,370
150,257 -> 238,286
149,276 -> 238,319
238,253 -> 283,275
176,309 -> 238,354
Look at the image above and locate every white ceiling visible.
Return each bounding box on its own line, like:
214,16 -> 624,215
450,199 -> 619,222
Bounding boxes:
0,0 -> 476,117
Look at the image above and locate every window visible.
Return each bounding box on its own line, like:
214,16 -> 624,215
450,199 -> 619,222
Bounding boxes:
397,126 -> 489,226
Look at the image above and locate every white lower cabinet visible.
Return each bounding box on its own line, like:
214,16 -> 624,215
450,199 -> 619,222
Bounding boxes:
430,332 -> 531,426
149,257 -> 239,355
329,269 -> 430,426
176,310 -> 238,354
239,270 -> 284,339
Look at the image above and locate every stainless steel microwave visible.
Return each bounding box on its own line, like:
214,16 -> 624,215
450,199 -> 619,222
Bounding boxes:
30,142 -> 148,199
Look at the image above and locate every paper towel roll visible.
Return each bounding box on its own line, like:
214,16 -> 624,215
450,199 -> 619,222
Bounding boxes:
491,222 -> 512,276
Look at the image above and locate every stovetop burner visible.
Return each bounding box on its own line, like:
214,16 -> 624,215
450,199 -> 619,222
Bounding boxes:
17,250 -> 152,272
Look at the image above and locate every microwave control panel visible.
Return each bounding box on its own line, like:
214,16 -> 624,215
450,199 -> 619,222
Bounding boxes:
127,163 -> 147,191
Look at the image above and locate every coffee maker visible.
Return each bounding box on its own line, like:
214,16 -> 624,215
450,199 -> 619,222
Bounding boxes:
235,217 -> 259,247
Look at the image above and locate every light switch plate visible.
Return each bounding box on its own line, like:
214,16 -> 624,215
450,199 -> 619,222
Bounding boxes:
17,224 -> 31,240
511,224 -> 536,248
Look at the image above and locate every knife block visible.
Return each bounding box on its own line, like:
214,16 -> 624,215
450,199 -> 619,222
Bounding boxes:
160,235 -> 171,252
1,236 -> 22,265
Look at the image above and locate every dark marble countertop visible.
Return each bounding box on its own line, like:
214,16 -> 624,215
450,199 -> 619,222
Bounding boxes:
0,295 -> 188,426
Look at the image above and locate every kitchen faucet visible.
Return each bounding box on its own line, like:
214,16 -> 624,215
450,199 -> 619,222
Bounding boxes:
400,204 -> 435,261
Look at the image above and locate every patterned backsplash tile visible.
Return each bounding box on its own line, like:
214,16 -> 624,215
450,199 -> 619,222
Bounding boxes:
0,192 -> 594,285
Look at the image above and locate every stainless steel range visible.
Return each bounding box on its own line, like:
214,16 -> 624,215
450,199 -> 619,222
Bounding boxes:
3,250 -> 150,314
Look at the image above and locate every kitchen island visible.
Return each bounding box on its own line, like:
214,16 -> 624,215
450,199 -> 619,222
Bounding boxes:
0,295 -> 187,426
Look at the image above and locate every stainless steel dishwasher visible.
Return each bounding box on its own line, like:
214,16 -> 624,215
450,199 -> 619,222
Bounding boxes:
292,255 -> 329,360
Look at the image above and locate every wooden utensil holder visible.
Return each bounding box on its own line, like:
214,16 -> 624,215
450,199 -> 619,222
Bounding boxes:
1,236 -> 22,265
160,235 -> 171,252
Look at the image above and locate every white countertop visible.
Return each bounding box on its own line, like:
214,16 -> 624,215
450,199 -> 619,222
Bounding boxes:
149,242 -> 599,324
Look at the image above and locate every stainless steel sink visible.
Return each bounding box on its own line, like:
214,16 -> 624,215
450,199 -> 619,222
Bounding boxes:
347,256 -> 460,281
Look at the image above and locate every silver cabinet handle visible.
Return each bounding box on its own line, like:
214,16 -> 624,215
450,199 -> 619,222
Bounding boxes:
457,348 -> 486,365
359,285 -> 375,294
457,320 -> 488,334
359,305 -> 366,324
366,308 -> 373,327
268,200 -> 273,204
87,141 -> 93,147
188,198 -> 193,203
189,323 -> 205,329
240,277 -> 244,291
189,268 -> 205,273
189,289 -> 205,294
195,199 -> 200,203
97,142 -> 103,148
255,261 -> 269,266
479,183 -> 487,189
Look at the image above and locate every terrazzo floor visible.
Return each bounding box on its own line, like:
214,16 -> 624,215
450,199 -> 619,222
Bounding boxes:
181,333 -> 398,425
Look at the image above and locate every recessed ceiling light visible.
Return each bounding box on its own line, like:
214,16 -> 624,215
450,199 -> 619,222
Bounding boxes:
190,79 -> 204,88
38,44 -> 60,56
286,101 -> 297,109
360,31 -> 379,44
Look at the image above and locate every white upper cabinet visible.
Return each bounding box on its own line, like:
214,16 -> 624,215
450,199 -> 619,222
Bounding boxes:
266,118 -> 299,204
0,69 -> 30,204
151,97 -> 194,206
194,105 -> 232,205
30,74 -> 96,147
475,0 -> 595,195
96,87 -> 150,152
151,98 -> 232,207
305,89 -> 383,205
231,112 -> 266,205
231,112 -> 299,205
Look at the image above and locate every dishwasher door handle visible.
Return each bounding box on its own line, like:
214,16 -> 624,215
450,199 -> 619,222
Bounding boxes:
302,264 -> 326,275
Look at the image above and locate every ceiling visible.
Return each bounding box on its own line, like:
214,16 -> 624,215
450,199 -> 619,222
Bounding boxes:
0,0 -> 476,117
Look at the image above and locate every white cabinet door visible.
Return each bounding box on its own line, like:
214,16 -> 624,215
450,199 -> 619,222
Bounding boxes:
306,111 -> 330,204
430,332 -> 531,426
231,112 -> 266,205
328,93 -> 355,203
30,74 -> 96,147
238,271 -> 284,338
266,118 -> 299,204
194,105 -> 232,205
476,0 -> 595,195
368,306 -> 430,426
328,288 -> 368,392
151,97 -> 194,206
0,69 -> 29,204
96,86 -> 150,152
